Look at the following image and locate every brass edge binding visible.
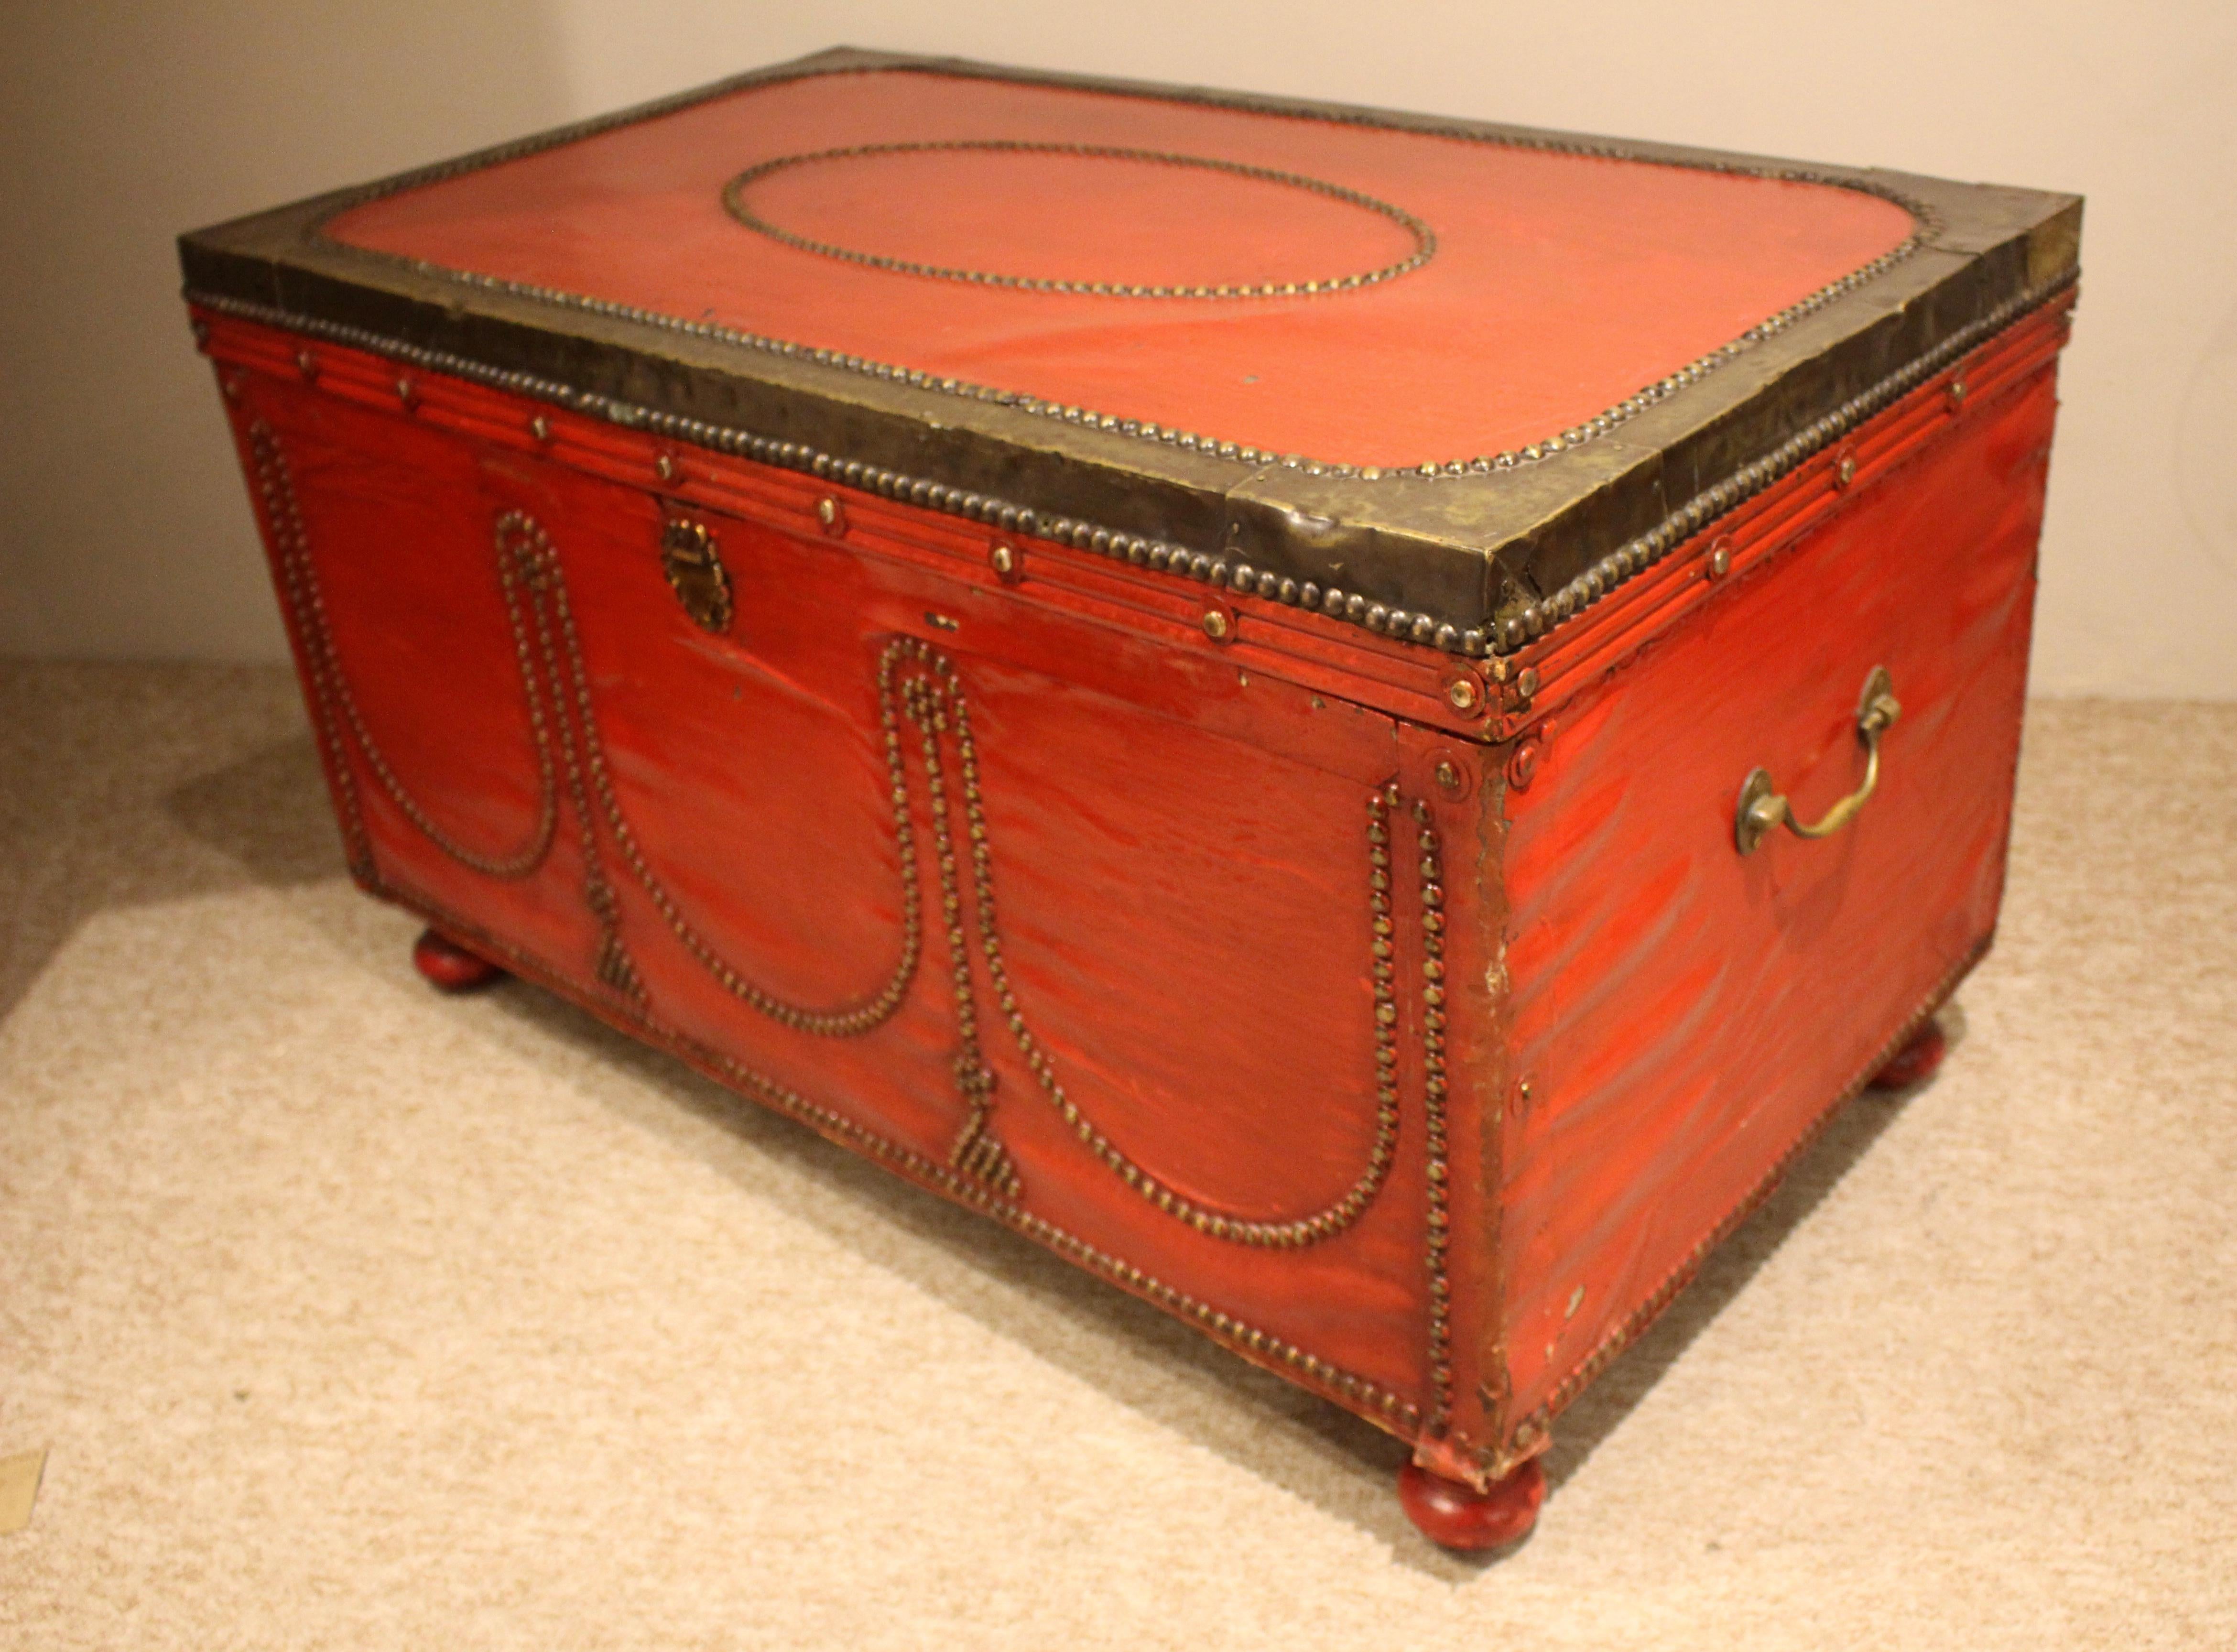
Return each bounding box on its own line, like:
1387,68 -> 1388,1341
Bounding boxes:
1486,276 -> 2075,656
255,421 -> 1420,1246
196,271 -> 2073,664
298,56 -> 1944,483
1486,930 -> 1994,1479
373,869 -> 1431,1438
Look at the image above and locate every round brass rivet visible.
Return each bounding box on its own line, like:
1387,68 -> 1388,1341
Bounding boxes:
1837,454 -> 1858,488
1515,666 -> 1541,698
295,349 -> 317,380
816,497 -> 839,526
1202,609 -> 1231,641
395,377 -> 414,406
530,415 -> 551,444
990,544 -> 1016,576
1949,377 -> 1969,408
1446,676 -> 1480,712
655,454 -> 677,482
1434,759 -> 1462,796
1709,540 -> 1732,578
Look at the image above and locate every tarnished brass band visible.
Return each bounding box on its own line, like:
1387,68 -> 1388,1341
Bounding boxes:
193,271 -> 2073,664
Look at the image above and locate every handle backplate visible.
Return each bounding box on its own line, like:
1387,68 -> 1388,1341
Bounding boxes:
1735,666 -> 1901,856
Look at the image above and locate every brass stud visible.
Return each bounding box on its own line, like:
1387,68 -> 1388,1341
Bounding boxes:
1948,376 -> 1969,410
1506,739 -> 1540,791
1445,674 -> 1481,713
394,377 -> 415,408
1434,759 -> 1463,798
530,415 -> 552,444
816,496 -> 847,538
1836,452 -> 1858,489
1708,538 -> 1732,579
295,349 -> 318,381
1201,609 -> 1232,641
1515,666 -> 1541,699
989,542 -> 1021,583
655,453 -> 678,483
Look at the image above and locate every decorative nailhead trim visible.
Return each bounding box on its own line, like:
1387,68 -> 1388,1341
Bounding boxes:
250,422 -> 558,880
1408,792 -> 1456,1436
255,405 -> 1475,1427
707,1042 -> 1423,1417
253,423 -> 1420,1248
248,423 -> 375,883
298,61 -> 1942,483
495,511 -> 644,1005
881,637 -> 1409,1248
375,872 -> 1426,1433
723,140 -> 1436,300
559,563 -> 925,1036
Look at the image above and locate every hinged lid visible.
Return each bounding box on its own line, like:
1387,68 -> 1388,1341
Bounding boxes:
180,46 -> 2080,660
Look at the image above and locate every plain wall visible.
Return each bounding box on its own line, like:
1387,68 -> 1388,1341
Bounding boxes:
4,0 -> 2232,696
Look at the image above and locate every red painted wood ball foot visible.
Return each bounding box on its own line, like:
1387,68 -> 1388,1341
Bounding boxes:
1868,1019 -> 1947,1090
1397,1457 -> 1546,1551
411,927 -> 505,992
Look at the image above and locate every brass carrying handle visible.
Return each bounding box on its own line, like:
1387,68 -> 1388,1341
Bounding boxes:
1735,666 -> 1901,855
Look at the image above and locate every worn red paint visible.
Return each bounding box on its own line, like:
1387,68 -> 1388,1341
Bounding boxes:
198,277 -> 2065,1544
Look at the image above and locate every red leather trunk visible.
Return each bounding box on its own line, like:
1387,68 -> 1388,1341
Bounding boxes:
181,48 -> 2079,1534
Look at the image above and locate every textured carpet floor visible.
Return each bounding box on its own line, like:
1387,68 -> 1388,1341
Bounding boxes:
1,663 -> 2232,1649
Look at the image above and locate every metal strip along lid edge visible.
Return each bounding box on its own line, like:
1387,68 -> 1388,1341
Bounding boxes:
177,46 -> 2082,661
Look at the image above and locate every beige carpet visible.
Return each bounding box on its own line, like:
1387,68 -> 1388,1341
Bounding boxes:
1,663 -> 2232,1649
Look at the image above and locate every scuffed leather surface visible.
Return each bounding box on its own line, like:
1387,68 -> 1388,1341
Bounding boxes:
326,67 -> 1915,470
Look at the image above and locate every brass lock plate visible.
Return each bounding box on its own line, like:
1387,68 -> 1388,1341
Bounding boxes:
661,518 -> 733,633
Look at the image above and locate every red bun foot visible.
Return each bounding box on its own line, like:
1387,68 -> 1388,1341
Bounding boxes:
411,927 -> 504,992
1868,1019 -> 1947,1090
1398,1457 -> 1545,1551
